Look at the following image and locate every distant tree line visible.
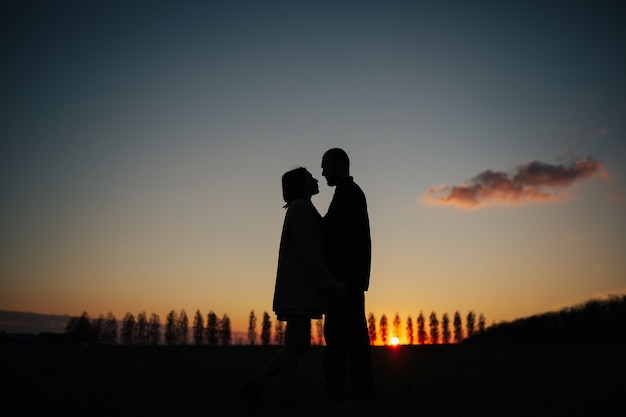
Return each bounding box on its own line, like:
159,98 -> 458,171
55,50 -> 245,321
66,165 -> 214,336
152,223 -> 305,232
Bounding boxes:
367,310 -> 486,345
245,310 -> 324,347
464,295 -> 626,343
63,295 -> 625,346
64,308 -> 485,346
64,309 -> 328,347
65,309 -> 234,346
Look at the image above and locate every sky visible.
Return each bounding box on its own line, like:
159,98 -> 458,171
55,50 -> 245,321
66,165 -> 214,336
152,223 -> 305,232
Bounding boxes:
2,0 -> 625,338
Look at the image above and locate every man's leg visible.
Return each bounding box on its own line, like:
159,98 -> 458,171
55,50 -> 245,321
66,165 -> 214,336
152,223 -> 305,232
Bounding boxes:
347,293 -> 373,402
323,307 -> 348,403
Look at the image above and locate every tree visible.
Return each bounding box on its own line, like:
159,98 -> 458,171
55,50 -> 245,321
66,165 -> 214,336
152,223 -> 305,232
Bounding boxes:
92,314 -> 105,344
478,313 -> 486,333
66,312 -> 95,345
367,313 -> 377,345
466,311 -> 476,339
393,313 -> 401,342
103,312 -> 118,344
315,319 -> 324,345
261,312 -> 272,346
310,320 -> 317,345
220,314 -> 232,346
147,313 -> 161,345
206,311 -> 218,346
247,310 -> 257,346
121,312 -> 136,345
453,311 -> 463,343
379,314 -> 388,345
429,311 -> 440,344
65,316 -> 78,334
178,309 -> 189,345
406,316 -> 414,345
417,311 -> 427,345
274,320 -> 285,345
165,310 -> 178,345
441,313 -> 451,344
193,310 -> 205,345
136,311 -> 148,345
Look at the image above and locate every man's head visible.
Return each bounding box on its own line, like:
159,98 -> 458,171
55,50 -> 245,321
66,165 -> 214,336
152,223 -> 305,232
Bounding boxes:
321,148 -> 350,186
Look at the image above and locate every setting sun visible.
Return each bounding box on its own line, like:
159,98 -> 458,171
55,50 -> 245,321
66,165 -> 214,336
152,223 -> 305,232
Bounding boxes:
390,337 -> 400,346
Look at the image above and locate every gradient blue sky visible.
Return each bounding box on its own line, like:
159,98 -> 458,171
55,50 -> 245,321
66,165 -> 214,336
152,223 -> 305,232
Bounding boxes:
2,0 -> 625,338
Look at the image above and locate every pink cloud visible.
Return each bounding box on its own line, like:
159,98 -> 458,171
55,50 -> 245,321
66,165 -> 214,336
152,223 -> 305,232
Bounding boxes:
422,158 -> 609,209
589,128 -> 609,137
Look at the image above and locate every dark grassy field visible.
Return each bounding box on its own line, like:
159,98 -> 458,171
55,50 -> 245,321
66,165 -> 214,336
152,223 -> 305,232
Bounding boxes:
2,342 -> 624,416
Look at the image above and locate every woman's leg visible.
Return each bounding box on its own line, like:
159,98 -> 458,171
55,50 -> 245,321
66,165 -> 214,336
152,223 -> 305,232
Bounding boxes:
239,327 -> 286,408
255,347 -> 284,387
280,316 -> 311,405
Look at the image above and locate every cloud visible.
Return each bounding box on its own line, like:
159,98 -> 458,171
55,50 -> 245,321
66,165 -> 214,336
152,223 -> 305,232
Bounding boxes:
589,128 -> 609,137
422,158 -> 609,209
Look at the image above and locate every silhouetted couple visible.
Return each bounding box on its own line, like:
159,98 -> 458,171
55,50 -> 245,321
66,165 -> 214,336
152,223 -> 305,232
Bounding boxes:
239,148 -> 373,414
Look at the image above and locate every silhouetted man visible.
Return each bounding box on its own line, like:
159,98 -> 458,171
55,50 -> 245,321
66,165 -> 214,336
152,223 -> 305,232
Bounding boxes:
321,148 -> 372,406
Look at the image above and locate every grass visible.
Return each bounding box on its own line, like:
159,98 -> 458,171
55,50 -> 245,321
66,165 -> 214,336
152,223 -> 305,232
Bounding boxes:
1,342 -> 624,416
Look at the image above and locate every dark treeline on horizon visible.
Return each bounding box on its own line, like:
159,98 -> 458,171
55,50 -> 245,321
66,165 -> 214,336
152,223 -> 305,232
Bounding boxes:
366,310 -> 485,345
56,308 -> 486,346
62,309 -> 235,346
34,294 -> 625,346
62,308 -> 486,346
465,294 -> 626,343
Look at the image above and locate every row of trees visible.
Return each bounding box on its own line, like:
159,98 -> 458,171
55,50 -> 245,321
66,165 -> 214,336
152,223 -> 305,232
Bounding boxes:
243,310 -> 485,346
246,310 -> 325,346
365,311 -> 485,345
65,310 -> 233,346
66,308 -> 485,346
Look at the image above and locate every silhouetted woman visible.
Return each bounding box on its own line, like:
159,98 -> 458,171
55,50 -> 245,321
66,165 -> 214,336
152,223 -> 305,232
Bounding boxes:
239,167 -> 345,413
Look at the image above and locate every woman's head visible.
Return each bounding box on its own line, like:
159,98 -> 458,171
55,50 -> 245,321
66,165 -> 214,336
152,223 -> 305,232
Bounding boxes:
282,167 -> 319,207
